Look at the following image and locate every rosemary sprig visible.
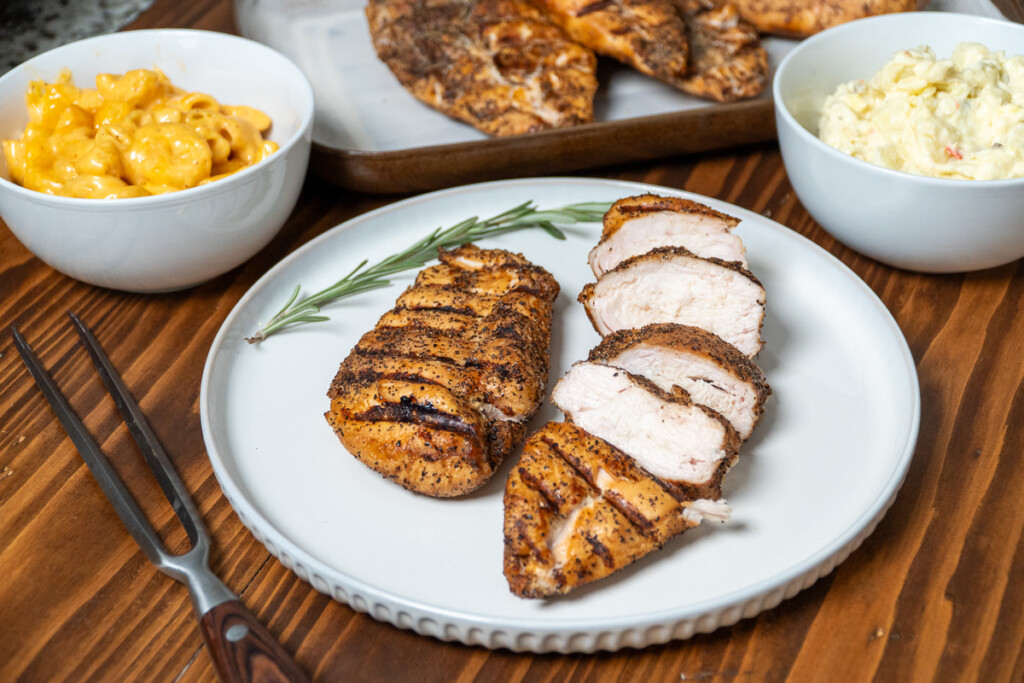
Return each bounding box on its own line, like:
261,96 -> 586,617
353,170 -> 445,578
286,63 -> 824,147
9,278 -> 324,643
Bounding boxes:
245,200 -> 612,343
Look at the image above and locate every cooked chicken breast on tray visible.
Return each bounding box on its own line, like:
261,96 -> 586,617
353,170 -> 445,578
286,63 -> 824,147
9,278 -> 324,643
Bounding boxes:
672,0 -> 769,102
725,0 -> 917,37
325,244 -> 559,497
530,0 -> 690,85
365,0 -> 598,136
551,361 -> 741,499
588,193 -> 747,277
589,323 -> 770,440
503,421 -> 730,598
579,246 -> 766,356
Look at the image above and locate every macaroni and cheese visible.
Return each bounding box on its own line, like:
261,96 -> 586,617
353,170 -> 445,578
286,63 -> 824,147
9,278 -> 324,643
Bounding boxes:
2,69 -> 278,198
818,43 -> 1024,180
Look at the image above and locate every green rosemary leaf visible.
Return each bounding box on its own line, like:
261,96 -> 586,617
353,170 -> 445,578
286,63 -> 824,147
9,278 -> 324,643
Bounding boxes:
246,198 -> 611,344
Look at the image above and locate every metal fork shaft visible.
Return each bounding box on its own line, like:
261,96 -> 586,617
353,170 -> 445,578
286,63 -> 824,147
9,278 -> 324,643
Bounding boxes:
12,325 -> 172,567
13,316 -> 308,682
68,311 -> 205,547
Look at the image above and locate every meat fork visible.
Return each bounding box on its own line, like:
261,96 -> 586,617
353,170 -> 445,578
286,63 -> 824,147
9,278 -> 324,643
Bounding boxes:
12,312 -> 309,683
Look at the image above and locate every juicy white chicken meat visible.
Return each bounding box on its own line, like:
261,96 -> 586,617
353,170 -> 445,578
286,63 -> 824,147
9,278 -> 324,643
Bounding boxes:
579,246 -> 766,356
551,361 -> 740,498
503,421 -> 730,598
589,323 -> 770,440
326,244 -> 558,497
588,193 -> 747,278
366,0 -> 598,136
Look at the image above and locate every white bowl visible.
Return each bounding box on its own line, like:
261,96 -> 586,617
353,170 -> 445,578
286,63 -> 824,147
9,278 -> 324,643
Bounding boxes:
773,12 -> 1024,273
0,29 -> 314,292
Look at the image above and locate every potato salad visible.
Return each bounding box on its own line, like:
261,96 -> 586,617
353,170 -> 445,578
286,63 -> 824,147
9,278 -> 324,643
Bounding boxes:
818,43 -> 1024,180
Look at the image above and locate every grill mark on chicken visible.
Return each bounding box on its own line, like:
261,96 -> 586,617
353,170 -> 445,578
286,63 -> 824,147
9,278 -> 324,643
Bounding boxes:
357,402 -> 479,439
589,323 -> 771,439
577,0 -> 617,15
366,0 -> 598,136
327,244 -> 558,497
393,303 -> 476,316
346,348 -> 537,396
503,421 -> 730,598
541,432 -> 671,532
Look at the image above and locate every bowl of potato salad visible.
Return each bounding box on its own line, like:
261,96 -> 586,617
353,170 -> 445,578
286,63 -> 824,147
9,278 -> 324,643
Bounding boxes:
0,29 -> 313,292
773,12 -> 1024,273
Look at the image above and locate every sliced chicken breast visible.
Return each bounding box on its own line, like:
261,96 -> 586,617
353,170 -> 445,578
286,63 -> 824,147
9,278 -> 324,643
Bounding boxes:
551,361 -> 741,499
589,323 -> 770,440
588,194 -> 746,277
579,246 -> 766,356
503,421 -> 730,598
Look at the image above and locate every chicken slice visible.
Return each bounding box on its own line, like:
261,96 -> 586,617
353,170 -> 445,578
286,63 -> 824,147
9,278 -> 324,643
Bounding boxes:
551,361 -> 741,499
503,421 -> 730,598
579,246 -> 766,356
588,193 -> 746,277
589,323 -> 770,440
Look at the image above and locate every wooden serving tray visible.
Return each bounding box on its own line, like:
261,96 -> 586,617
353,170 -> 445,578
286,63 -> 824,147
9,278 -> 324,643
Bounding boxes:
234,0 -> 791,194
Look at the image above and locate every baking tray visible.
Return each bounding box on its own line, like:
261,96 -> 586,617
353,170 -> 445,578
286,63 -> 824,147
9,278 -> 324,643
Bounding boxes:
233,0 -> 794,193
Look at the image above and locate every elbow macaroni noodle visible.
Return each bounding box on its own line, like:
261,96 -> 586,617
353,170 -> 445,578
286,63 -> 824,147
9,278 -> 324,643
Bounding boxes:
2,68 -> 279,198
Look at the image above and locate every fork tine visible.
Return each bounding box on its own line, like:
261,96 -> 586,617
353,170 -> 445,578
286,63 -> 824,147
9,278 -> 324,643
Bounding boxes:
67,312 -> 206,546
11,324 -> 170,566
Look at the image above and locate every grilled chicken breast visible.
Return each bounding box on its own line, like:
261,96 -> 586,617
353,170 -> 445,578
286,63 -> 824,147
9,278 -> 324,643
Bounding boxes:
673,0 -> 769,102
503,421 -> 730,597
532,0 -> 766,102
579,246 -> 766,356
588,193 -> 746,277
326,244 -> 559,497
589,323 -> 770,440
530,0 -> 690,86
551,361 -> 741,499
366,0 -> 598,136
725,0 -> 917,37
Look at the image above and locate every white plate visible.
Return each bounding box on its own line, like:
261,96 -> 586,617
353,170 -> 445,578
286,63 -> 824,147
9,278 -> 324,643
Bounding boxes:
199,177 -> 920,653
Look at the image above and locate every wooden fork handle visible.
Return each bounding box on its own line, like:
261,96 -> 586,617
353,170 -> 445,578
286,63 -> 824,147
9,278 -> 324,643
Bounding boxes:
200,599 -> 311,683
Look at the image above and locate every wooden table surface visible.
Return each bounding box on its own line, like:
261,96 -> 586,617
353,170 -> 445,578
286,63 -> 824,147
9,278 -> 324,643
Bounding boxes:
3,1 -> 1024,681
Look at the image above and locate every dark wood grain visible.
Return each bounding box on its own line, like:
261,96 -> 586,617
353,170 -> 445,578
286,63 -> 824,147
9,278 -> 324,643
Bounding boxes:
200,600 -> 311,683
2,0 -> 1024,681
